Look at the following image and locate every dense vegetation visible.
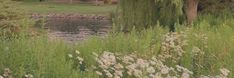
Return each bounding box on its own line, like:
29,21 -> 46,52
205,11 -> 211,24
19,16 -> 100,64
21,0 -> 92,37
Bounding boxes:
0,0 -> 32,38
116,0 -> 233,31
0,0 -> 233,78
1,15 -> 234,77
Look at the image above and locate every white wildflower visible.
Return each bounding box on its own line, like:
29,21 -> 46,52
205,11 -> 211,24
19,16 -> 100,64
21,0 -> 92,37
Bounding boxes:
96,71 -> 102,76
147,66 -> 155,74
114,76 -> 120,78
123,55 -> 135,64
176,65 -> 193,74
92,52 -> 98,57
25,74 -> 33,78
114,63 -> 124,69
154,73 -> 162,78
181,72 -> 190,78
68,54 -> 73,58
161,67 -> 170,74
220,68 -> 230,76
133,70 -> 142,78
126,64 -> 137,75
75,50 -> 80,54
192,47 -> 204,55
77,56 -> 84,61
3,68 -> 12,78
106,71 -> 113,78
136,59 -> 149,68
150,60 -> 156,65
114,70 -> 123,77
149,74 -> 154,78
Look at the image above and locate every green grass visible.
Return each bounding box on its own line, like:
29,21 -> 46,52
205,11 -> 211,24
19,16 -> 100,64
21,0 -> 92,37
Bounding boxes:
73,15 -> 234,77
0,36 -> 98,78
19,2 -> 116,14
0,14 -> 233,77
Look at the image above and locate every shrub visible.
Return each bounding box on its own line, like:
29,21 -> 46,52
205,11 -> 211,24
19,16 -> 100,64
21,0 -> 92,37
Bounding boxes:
0,0 -> 30,38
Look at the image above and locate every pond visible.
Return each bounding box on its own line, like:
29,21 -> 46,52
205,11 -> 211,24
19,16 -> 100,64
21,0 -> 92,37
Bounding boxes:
32,14 -> 112,43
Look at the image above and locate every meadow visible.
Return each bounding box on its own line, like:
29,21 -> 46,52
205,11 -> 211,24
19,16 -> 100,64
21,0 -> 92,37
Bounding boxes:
0,13 -> 233,78
0,0 -> 234,78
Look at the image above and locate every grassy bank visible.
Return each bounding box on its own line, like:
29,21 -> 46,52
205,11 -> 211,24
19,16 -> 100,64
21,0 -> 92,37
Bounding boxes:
19,2 -> 116,14
0,15 -> 233,77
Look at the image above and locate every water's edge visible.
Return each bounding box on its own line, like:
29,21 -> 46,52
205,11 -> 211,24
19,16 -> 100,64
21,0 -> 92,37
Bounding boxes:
31,13 -> 112,43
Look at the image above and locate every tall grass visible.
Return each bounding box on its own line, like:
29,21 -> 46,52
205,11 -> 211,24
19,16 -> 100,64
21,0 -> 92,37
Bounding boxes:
0,36 -> 98,78
0,15 -> 233,78
74,15 -> 234,77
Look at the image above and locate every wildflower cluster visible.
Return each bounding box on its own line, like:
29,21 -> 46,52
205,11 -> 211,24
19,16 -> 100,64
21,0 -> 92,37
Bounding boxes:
68,50 -> 86,71
192,46 -> 205,56
93,52 -> 124,78
24,73 -> 33,78
0,68 -> 13,78
0,68 -> 33,78
68,50 -> 84,64
66,31 -> 230,78
121,54 -> 194,78
194,33 -> 208,48
159,32 -> 188,63
92,52 -> 230,78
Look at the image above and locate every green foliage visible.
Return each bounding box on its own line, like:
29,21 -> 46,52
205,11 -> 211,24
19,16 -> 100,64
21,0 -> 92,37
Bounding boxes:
115,0 -> 157,31
116,0 -> 233,31
198,0 -> 234,13
155,0 -> 184,29
0,15 -> 233,77
76,16 -> 234,77
0,0 -> 30,38
176,15 -> 234,76
75,26 -> 167,64
0,37 -> 97,78
116,0 -> 184,31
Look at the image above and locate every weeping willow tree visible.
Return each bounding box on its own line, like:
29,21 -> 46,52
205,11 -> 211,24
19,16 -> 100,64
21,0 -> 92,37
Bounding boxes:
155,0 -> 185,31
115,0 -> 197,31
114,0 -> 156,31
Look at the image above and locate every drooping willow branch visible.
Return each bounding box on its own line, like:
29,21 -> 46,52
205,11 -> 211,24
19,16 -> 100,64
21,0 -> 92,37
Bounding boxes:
116,0 -> 187,31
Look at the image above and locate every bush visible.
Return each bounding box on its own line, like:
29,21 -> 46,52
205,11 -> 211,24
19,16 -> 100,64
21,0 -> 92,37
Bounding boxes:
0,0 -> 30,38
198,0 -> 233,14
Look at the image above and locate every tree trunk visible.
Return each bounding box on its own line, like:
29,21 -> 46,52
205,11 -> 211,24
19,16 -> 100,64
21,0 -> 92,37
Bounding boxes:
185,0 -> 199,26
70,0 -> 73,4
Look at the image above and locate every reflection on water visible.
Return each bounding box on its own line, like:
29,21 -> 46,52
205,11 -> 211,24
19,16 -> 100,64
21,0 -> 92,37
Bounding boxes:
32,14 -> 112,43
